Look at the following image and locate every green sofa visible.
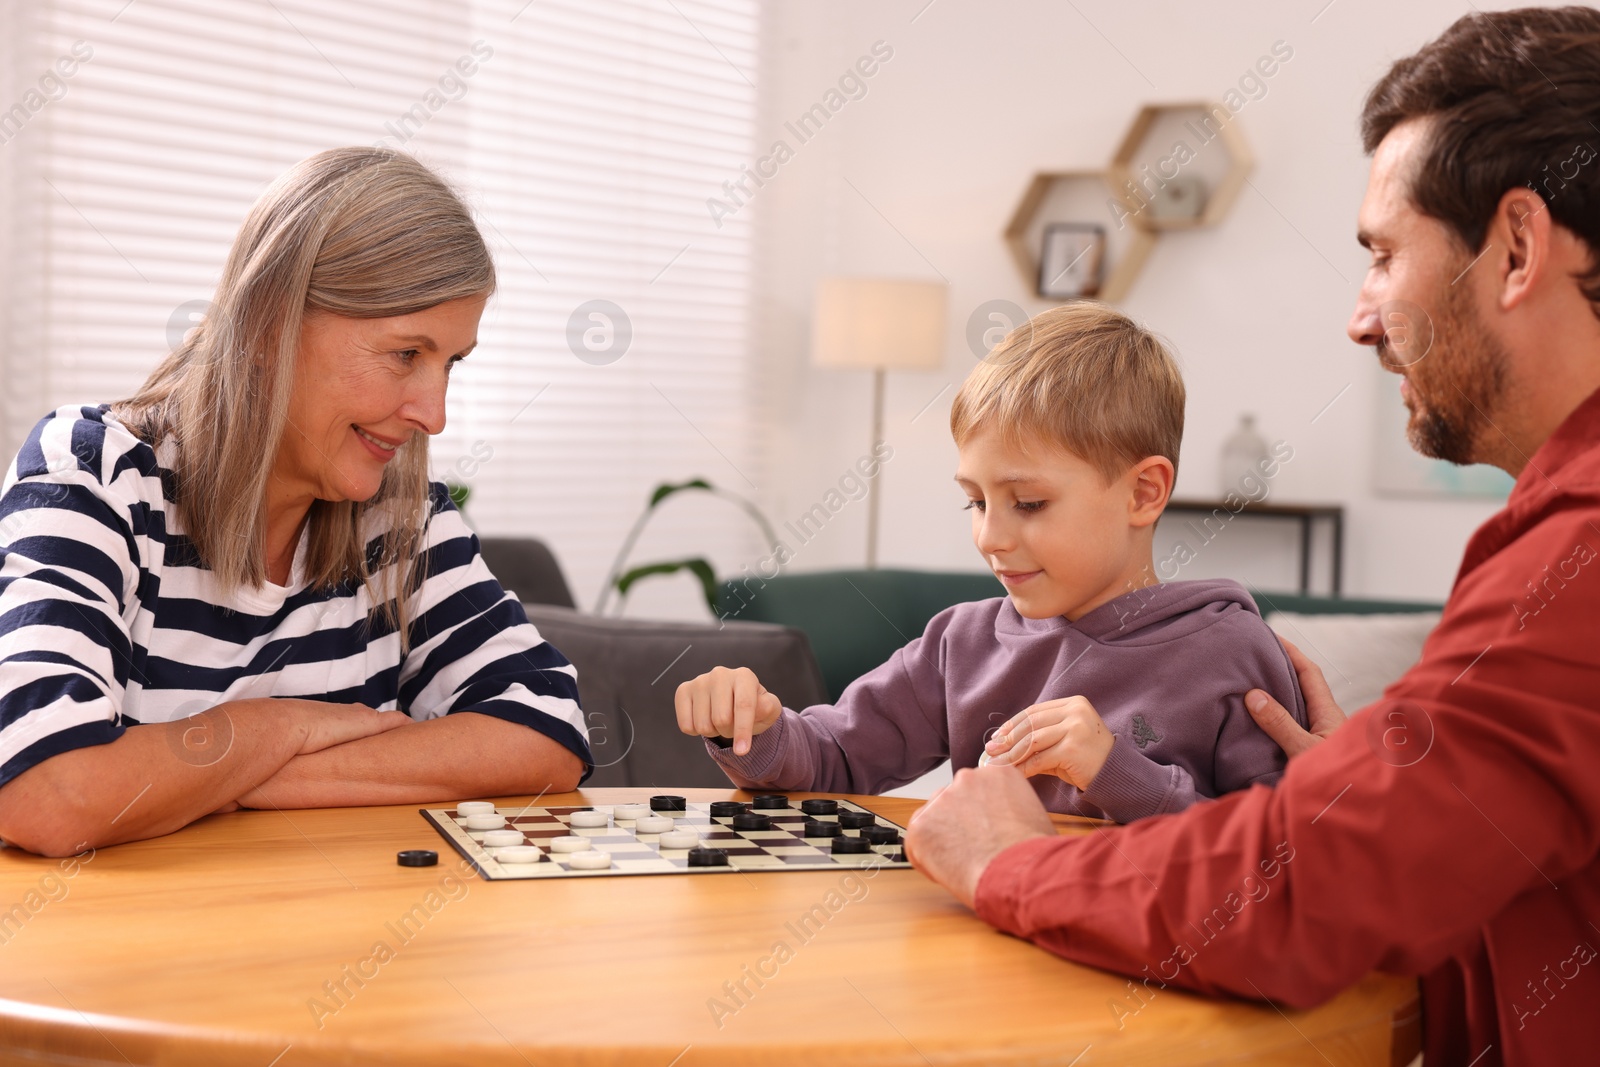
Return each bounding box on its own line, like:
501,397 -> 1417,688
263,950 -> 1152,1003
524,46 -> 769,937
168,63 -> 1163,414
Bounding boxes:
717,569 -> 1443,701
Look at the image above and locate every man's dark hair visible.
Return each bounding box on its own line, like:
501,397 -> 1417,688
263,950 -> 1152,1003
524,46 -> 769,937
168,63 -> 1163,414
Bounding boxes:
1362,6 -> 1600,307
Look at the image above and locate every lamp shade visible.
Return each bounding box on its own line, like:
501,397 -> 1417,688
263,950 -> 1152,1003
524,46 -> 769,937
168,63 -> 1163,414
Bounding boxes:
810,276 -> 948,370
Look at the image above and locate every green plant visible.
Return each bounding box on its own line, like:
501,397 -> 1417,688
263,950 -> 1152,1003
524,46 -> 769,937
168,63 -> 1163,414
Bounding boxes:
596,478 -> 778,615
614,558 -> 719,610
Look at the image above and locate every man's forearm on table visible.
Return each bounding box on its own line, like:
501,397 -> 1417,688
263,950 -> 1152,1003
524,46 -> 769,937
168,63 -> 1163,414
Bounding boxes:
235,710 -> 583,809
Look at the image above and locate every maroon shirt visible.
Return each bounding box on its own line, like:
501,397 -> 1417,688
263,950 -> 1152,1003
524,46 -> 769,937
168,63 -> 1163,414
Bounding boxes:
708,579 -> 1307,822
976,386 -> 1600,1067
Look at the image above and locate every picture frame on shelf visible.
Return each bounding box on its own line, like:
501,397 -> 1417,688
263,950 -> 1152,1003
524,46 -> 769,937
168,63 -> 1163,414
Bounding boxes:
1037,222 -> 1105,299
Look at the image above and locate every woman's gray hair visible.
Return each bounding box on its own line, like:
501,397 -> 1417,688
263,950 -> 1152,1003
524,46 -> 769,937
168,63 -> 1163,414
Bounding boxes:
116,147 -> 495,650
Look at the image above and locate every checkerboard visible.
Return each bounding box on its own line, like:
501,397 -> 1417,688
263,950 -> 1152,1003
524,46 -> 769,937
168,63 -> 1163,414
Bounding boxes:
420,798 -> 912,880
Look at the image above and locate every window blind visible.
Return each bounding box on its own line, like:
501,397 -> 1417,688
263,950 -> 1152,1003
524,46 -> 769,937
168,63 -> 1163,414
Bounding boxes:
2,0 -> 764,617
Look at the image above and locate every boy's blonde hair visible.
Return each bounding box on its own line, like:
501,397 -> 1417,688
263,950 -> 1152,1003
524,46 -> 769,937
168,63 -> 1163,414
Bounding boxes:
950,303 -> 1185,483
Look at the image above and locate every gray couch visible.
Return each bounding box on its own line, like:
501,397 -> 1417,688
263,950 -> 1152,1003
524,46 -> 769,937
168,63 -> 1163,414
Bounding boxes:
522,606 -> 827,787
478,537 -> 827,788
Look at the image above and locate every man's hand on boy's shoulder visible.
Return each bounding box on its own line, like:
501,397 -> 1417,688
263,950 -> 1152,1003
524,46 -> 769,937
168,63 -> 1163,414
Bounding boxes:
1245,636 -> 1348,758
674,665 -> 783,756
984,696 -> 1115,790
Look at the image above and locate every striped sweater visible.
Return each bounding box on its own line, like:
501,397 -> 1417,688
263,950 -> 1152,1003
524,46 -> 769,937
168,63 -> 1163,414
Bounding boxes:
0,405 -> 589,789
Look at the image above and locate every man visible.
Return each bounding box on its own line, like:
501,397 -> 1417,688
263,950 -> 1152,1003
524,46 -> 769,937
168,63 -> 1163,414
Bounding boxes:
905,8 -> 1600,1066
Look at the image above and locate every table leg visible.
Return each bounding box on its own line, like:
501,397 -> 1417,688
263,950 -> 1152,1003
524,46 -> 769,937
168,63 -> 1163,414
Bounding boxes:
1332,513 -> 1345,596
1299,516 -> 1312,595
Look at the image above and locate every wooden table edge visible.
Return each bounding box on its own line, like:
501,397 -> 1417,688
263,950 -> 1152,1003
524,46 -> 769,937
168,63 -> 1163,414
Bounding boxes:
0,789 -> 1423,1067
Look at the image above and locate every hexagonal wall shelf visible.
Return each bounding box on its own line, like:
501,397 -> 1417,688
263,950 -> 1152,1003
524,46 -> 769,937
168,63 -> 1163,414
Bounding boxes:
1004,102 -> 1252,302
1003,170 -> 1156,303
1108,101 -> 1253,231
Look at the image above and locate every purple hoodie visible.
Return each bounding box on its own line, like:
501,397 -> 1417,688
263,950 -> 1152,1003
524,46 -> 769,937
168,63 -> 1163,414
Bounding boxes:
706,578 -> 1307,822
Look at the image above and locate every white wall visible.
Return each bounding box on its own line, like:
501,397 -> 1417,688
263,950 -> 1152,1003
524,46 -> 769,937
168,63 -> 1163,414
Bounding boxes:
744,0 -> 1523,603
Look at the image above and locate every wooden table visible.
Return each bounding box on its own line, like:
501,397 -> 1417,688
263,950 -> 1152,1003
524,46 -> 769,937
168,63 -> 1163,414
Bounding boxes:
0,788 -> 1419,1066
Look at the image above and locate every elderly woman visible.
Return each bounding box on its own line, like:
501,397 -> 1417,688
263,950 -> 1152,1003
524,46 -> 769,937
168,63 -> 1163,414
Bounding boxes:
0,148 -> 589,857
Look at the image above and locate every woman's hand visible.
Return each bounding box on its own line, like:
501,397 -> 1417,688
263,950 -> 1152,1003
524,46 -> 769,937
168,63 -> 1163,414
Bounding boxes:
0,699 -> 405,856
296,702 -> 412,755
1245,636 -> 1348,758
237,710 -> 585,810
984,696 -> 1115,790
674,666 -> 782,756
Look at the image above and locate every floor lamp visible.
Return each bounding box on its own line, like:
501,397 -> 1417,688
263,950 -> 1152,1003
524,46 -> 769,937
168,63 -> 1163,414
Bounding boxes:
810,276 -> 948,569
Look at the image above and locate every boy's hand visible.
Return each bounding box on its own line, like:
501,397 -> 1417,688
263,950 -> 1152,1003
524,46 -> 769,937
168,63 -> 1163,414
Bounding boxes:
984,696 -> 1115,790
674,666 -> 782,756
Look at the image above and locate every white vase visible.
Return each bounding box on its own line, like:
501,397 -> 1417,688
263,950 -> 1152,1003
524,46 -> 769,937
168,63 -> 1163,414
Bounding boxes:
1219,414 -> 1270,498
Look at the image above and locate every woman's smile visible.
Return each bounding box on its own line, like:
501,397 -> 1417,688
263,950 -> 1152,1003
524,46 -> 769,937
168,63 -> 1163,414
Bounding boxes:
353,424 -> 402,461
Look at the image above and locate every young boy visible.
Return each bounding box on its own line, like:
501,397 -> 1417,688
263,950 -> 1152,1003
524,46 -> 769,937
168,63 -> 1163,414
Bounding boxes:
675,304 -> 1306,822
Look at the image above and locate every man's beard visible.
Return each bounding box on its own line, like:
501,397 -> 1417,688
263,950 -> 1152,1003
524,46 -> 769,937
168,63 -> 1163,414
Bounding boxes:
1380,280 -> 1509,465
